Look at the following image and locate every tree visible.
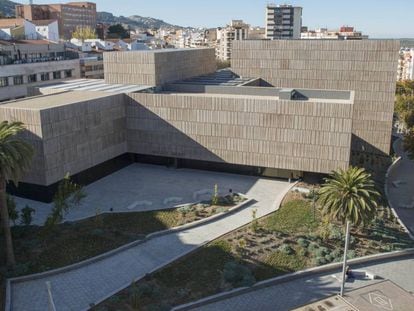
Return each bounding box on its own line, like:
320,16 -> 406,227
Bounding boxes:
44,174 -> 85,230
0,121 -> 34,266
403,131 -> 414,160
72,26 -> 97,42
106,24 -> 130,39
317,167 -> 380,296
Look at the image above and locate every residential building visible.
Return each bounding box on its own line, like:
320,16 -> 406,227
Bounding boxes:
301,26 -> 368,40
266,4 -> 302,39
0,41 -> 398,202
0,40 -> 80,101
397,48 -> 414,81
32,19 -> 59,42
15,2 -> 97,39
217,20 -> 249,61
248,27 -> 266,40
0,18 -> 37,40
80,56 -> 103,79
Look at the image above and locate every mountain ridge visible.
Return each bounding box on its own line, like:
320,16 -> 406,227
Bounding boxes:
0,0 -> 187,29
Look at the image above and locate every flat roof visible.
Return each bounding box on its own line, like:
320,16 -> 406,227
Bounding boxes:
0,91 -> 112,110
173,69 -> 256,86
38,79 -> 153,94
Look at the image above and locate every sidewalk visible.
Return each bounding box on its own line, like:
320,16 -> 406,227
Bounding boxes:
188,254 -> 414,311
387,138 -> 414,235
8,177 -> 292,311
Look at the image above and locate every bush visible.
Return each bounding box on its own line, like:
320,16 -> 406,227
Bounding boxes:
278,243 -> 294,255
297,238 -> 309,248
314,257 -> 327,266
307,242 -> 319,251
6,195 -> 19,225
347,250 -> 356,259
329,227 -> 343,241
20,205 -> 35,226
222,261 -> 255,288
315,247 -> 329,257
325,254 -> 334,263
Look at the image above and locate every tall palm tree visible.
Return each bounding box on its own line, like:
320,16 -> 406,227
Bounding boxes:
0,121 -> 34,267
318,167 -> 380,296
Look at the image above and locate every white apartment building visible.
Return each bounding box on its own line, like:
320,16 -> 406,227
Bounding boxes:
217,20 -> 249,61
33,20 -> 59,42
266,4 -> 302,40
398,48 -> 414,81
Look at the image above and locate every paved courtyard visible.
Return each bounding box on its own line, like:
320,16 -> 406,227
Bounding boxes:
9,166 -> 293,311
387,138 -> 414,235
189,255 -> 414,311
14,163 -> 271,225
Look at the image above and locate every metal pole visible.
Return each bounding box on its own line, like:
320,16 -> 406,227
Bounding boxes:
340,221 -> 351,296
46,281 -> 57,311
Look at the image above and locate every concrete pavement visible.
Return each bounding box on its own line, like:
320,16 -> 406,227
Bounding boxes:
8,175 -> 292,311
387,138 -> 414,235
13,163 -> 270,225
189,255 -> 414,311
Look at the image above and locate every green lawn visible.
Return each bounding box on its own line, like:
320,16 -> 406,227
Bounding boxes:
94,194 -> 414,311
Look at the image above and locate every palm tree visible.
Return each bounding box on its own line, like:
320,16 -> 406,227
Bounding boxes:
318,167 -> 380,296
0,121 -> 34,267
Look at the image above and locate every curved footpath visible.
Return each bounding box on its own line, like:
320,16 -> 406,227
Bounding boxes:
7,178 -> 293,311
176,251 -> 414,311
386,137 -> 414,236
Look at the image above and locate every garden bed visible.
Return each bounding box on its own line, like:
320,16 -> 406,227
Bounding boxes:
93,191 -> 414,311
0,193 -> 245,310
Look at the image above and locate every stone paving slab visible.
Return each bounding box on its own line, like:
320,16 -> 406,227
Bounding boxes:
9,176 -> 292,311
13,163 -> 266,225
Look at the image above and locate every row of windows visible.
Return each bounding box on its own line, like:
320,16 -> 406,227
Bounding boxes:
0,70 -> 73,88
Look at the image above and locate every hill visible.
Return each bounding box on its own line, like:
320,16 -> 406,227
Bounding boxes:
97,11 -> 185,30
0,0 -> 19,17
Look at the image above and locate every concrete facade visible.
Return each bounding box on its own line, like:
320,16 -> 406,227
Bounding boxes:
0,41 -> 399,197
231,40 -> 400,154
104,48 -> 217,86
0,91 -> 125,185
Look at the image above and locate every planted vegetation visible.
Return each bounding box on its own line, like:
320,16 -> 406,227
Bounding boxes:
94,191 -> 414,311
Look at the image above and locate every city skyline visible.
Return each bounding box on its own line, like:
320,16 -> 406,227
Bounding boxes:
29,0 -> 414,38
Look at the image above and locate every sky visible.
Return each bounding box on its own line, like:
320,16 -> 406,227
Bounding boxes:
30,0 -> 414,38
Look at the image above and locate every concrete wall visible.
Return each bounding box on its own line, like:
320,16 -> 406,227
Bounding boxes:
126,92 -> 353,174
0,92 -> 126,185
0,59 -> 81,101
231,40 -> 400,155
104,48 -> 217,86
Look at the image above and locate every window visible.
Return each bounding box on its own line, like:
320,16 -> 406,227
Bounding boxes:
13,76 -> 24,85
41,72 -> 50,81
53,71 -> 62,79
64,70 -> 72,78
28,74 -> 37,83
0,77 -> 8,87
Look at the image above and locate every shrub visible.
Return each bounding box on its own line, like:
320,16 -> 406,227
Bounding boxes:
211,184 -> 219,205
297,238 -> 309,248
178,205 -> 193,216
347,250 -> 357,259
251,209 -> 259,232
278,243 -> 294,255
6,195 -> 19,225
222,261 -> 255,288
329,227 -> 343,241
20,205 -> 35,226
325,254 -> 334,263
307,242 -> 319,251
315,247 -> 329,257
314,257 -> 327,266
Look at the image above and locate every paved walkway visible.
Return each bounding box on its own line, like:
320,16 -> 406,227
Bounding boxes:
190,255 -> 414,311
9,176 -> 292,311
13,163 -> 268,225
387,138 -> 414,235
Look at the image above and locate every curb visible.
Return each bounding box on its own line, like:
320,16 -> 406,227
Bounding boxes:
172,248 -> 414,311
80,182 -> 297,311
384,138 -> 414,240
5,196 -> 254,311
